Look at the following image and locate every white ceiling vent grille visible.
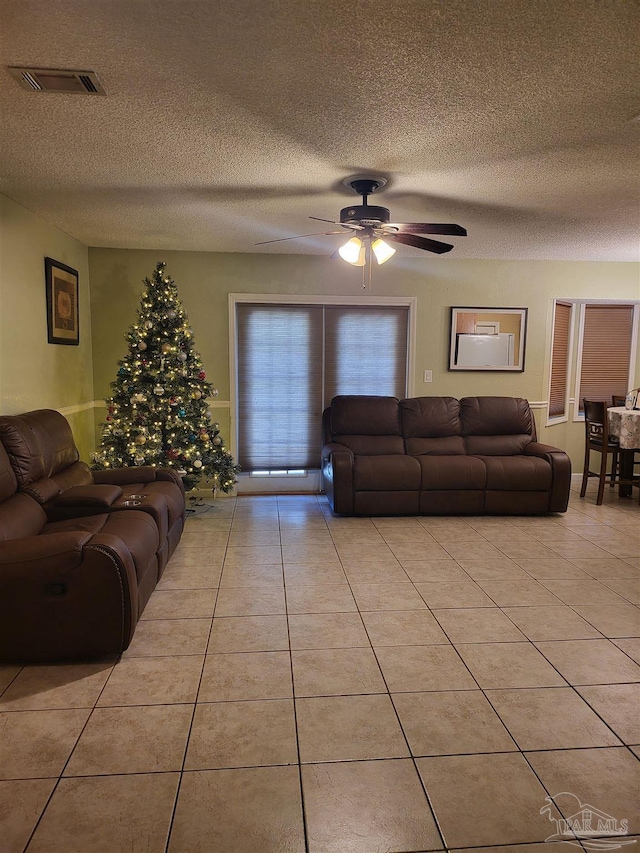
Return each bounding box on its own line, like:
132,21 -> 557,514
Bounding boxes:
8,67 -> 106,95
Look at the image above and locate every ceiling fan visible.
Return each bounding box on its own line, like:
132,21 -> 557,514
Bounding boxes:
256,176 -> 467,265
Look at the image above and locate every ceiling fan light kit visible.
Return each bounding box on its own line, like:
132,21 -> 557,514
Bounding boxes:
256,175 -> 467,270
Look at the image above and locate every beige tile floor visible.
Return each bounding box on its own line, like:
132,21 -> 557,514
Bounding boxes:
1,481 -> 639,853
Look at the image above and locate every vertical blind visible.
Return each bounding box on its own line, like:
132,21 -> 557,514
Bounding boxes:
578,304 -> 635,410
237,303 -> 409,470
548,301 -> 572,418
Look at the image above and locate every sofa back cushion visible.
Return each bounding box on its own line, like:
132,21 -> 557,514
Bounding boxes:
0,410 -> 80,486
400,397 -> 465,455
331,396 -> 405,456
0,442 -> 48,540
0,443 -> 18,503
460,397 -> 534,456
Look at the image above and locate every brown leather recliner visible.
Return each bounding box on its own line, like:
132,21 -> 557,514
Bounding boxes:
0,409 -> 185,574
0,440 -> 160,662
0,409 -> 187,663
322,395 -> 571,516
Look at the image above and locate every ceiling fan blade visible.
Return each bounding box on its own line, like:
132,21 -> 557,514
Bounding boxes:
388,223 -> 467,236
255,230 -> 345,245
387,233 -> 454,254
309,216 -> 364,231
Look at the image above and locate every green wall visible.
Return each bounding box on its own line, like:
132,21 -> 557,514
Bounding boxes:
88,248 -> 639,471
0,194 -> 95,459
2,192 -> 636,480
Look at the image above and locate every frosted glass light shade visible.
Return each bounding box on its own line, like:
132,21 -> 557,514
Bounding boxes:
339,237 -> 366,266
371,238 -> 396,264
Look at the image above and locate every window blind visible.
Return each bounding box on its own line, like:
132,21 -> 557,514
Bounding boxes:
237,305 -> 323,469
237,302 -> 409,470
578,304 -> 635,410
548,301 -> 572,418
324,306 -> 408,402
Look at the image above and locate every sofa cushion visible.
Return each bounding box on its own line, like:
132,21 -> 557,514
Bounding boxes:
334,434 -> 406,456
460,397 -> 534,437
0,493 -> 48,540
481,456 -> 552,491
353,455 -> 421,491
0,443 -> 17,503
400,397 -> 461,437
465,434 -> 532,456
0,410 -> 80,486
331,396 -> 401,436
405,436 -> 466,456
417,456 -> 487,490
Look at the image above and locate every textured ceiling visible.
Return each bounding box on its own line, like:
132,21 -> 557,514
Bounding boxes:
1,0 -> 639,260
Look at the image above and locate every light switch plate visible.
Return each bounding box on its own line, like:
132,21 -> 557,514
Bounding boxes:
423,370 -> 433,383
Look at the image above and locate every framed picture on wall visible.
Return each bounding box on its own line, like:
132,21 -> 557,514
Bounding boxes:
45,257 -> 79,345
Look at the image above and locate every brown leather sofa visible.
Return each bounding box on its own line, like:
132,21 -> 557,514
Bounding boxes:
322,396 -> 571,516
0,409 -> 186,662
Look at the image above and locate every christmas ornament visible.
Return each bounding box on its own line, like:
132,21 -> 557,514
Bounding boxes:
134,455 -> 145,465
169,396 -> 179,406
138,341 -> 147,351
178,408 -> 186,417
144,321 -> 153,330
213,436 -> 222,445
211,388 -> 219,397
161,343 -> 171,354
193,459 -> 203,468
135,435 -> 147,445
198,371 -> 206,379
192,390 -> 202,400
200,432 -> 208,442
178,352 -> 187,362
153,385 -> 164,395
180,369 -> 188,377
167,310 -> 176,319
188,433 -> 197,441
114,429 -> 124,437
118,367 -> 128,376
177,469 -> 187,477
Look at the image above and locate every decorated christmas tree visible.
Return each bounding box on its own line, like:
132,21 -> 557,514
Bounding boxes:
92,261 -> 239,492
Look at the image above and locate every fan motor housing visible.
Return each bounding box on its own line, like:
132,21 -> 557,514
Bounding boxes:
340,205 -> 390,225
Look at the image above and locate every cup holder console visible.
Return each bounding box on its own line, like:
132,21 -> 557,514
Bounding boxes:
127,494 -> 148,500
122,500 -> 141,507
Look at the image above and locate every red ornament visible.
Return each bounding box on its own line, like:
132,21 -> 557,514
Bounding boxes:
106,416 -> 112,422
198,371 -> 206,380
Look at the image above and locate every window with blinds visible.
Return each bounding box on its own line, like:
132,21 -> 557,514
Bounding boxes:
577,304 -> 636,412
548,301 -> 572,418
236,303 -> 409,470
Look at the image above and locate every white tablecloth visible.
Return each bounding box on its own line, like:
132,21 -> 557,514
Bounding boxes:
608,406 -> 640,450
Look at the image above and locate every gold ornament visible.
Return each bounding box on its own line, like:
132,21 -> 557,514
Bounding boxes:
161,343 -> 171,354
135,435 -> 147,445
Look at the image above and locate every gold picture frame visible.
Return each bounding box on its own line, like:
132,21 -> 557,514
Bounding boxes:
45,257 -> 79,345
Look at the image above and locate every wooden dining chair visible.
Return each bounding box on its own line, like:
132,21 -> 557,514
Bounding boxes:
612,395 -> 626,407
580,399 -> 620,505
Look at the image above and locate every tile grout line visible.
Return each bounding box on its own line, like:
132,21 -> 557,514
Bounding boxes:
279,494 -> 314,853
162,498 -> 231,853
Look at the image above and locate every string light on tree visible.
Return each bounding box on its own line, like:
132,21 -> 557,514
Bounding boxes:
92,261 -> 239,492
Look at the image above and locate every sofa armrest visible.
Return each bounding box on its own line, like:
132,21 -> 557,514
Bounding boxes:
525,442 -> 572,512
156,468 -> 186,494
55,484 -> 124,508
321,443 -> 354,515
93,466 -> 158,485
0,530 -> 139,663
0,531 -> 93,572
94,466 -> 185,493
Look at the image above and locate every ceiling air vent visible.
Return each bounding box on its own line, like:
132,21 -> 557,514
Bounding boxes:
8,67 -> 106,95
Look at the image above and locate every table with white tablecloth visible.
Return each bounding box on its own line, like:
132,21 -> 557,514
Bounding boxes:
608,406 -> 640,497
